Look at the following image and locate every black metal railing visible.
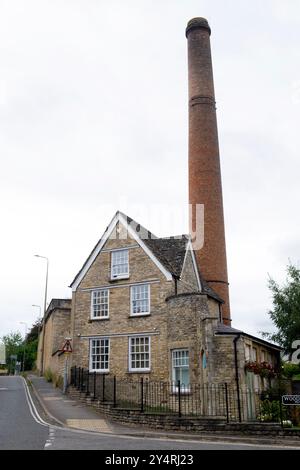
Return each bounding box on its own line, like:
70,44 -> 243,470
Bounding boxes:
69,366 -> 294,424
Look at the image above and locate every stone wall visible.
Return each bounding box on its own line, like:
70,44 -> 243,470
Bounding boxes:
177,249 -> 199,294
68,387 -> 288,437
36,300 -> 71,379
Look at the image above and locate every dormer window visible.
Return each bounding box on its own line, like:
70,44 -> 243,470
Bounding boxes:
111,249 -> 129,279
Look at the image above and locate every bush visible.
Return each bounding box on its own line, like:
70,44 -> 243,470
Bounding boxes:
258,399 -> 287,423
44,368 -> 53,383
54,374 -> 63,389
282,363 -> 300,379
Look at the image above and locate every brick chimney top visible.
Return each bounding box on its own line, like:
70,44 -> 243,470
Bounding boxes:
186,17 -> 211,37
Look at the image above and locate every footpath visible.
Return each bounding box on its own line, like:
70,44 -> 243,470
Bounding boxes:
28,374 -> 300,447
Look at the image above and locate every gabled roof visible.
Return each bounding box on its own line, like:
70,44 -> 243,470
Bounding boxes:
70,211 -> 180,290
70,211 -> 222,301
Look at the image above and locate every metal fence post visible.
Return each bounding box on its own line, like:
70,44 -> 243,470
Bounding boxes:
74,366 -> 77,387
93,371 -> 96,400
102,374 -> 105,402
77,367 -> 81,390
178,380 -> 181,418
279,394 -> 283,427
141,377 -> 144,413
86,370 -> 90,396
225,383 -> 229,423
113,376 -> 117,408
81,368 -> 84,392
75,367 -> 78,389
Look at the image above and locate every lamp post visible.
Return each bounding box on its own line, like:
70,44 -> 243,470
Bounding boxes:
34,255 -> 49,375
20,322 -> 27,372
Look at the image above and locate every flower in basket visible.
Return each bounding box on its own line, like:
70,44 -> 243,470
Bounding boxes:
245,361 -> 276,378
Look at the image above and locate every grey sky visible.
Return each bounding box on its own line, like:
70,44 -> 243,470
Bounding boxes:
1,0 -> 300,340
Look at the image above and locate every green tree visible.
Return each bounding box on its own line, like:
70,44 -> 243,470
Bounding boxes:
24,338 -> 39,371
263,264 -> 300,355
23,319 -> 42,370
1,332 -> 23,373
26,319 -> 42,343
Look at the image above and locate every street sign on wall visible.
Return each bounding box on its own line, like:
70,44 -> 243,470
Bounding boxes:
282,395 -> 300,405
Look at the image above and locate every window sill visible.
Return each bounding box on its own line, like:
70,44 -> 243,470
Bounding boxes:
89,370 -> 110,374
109,275 -> 129,282
129,313 -> 151,318
171,388 -> 191,395
88,317 -> 110,322
128,370 -> 151,374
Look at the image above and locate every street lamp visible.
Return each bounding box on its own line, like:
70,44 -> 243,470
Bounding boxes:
20,322 -> 27,372
34,255 -> 49,375
32,304 -> 41,320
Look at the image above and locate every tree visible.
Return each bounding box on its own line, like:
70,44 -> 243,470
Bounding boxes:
1,332 -> 23,373
26,319 -> 42,343
263,264 -> 300,355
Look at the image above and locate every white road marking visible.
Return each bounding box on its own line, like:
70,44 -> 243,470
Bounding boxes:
22,377 -> 49,427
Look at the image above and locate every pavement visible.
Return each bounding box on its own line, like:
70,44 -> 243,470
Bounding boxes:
28,374 -> 300,448
28,374 -> 133,435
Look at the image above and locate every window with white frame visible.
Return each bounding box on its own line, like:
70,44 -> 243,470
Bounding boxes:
251,347 -> 257,362
89,338 -> 109,372
129,336 -> 150,371
245,344 -> 251,361
172,350 -> 190,386
91,290 -> 109,319
131,284 -> 150,315
111,249 -> 129,279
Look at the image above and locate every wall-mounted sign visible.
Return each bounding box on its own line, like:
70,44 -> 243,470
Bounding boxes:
282,395 -> 300,405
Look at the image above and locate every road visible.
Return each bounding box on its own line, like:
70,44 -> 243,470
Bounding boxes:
0,376 -> 299,451
0,376 -> 49,449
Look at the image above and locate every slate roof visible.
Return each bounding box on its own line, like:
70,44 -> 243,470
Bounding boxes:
215,323 -> 243,334
114,212 -> 189,278
215,323 -> 282,350
200,279 -> 225,303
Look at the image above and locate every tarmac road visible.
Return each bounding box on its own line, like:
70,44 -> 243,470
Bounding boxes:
0,376 -> 49,449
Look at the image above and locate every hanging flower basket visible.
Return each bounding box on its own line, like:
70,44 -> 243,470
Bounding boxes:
245,361 -> 276,378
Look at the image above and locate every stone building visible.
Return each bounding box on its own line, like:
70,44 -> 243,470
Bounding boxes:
37,299 -> 71,381
37,18 -> 281,395
67,211 -> 280,393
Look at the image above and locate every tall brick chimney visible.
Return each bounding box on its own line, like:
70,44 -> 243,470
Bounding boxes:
186,18 -> 231,325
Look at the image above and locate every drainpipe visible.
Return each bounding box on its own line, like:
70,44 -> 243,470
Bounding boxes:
233,334 -> 242,422
174,276 -> 178,296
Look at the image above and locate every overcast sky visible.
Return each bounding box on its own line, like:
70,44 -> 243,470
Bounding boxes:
1,0 -> 300,340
